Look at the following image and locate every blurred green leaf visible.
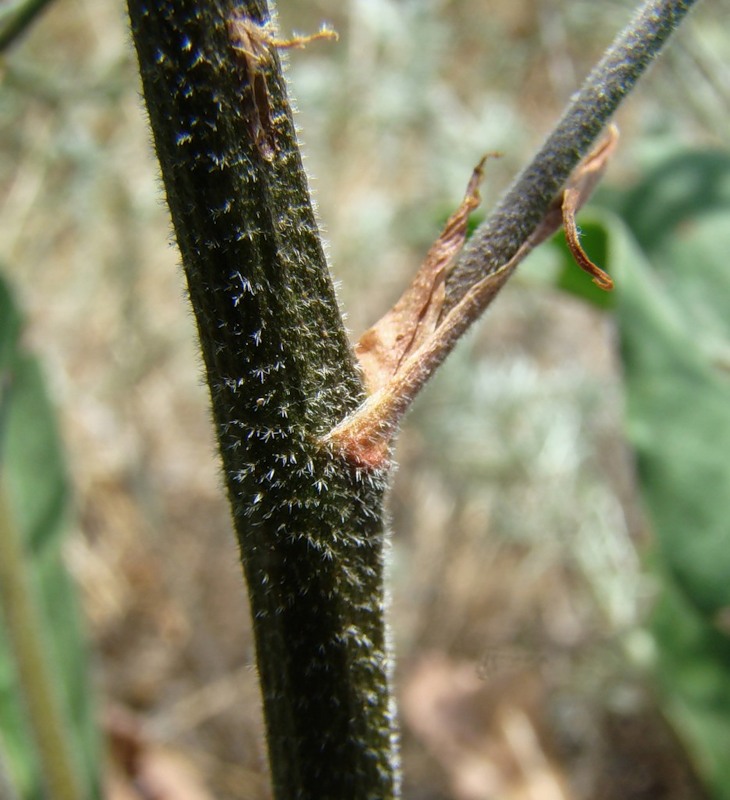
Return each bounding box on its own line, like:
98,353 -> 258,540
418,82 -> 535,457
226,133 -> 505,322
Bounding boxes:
652,576 -> 730,799
581,149 -> 730,799
0,273 -> 100,800
547,151 -> 730,617
609,160 -> 730,619
617,150 -> 730,254
618,254 -> 730,614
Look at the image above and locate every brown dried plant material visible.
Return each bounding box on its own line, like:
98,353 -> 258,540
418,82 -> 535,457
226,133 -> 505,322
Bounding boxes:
323,159 -> 507,468
227,14 -> 338,160
356,157 -> 491,395
323,243 -> 524,469
324,129 -> 619,468
560,125 -> 618,291
528,124 -> 619,254
562,192 -> 614,290
105,706 -> 214,800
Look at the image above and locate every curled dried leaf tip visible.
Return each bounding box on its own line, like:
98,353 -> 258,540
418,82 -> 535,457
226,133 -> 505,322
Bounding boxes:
561,125 -> 619,291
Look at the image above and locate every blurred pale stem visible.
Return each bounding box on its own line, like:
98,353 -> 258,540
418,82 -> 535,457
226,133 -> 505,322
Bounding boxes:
0,0 -> 55,51
0,479 -> 83,800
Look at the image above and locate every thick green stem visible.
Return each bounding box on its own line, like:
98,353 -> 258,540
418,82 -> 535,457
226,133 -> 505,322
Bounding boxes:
444,0 -> 700,311
126,1 -> 398,798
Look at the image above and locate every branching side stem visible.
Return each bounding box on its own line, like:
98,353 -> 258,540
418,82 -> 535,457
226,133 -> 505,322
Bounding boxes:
326,0 -> 699,464
445,0 -> 699,311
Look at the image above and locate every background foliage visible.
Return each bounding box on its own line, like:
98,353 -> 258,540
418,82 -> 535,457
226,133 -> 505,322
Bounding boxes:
0,274 -> 100,799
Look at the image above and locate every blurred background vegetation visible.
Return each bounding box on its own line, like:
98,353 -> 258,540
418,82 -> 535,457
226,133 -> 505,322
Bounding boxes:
1,0 -> 729,798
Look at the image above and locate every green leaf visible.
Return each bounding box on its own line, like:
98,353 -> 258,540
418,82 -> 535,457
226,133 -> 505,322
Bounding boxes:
617,149 -> 730,255
610,190 -> 730,619
594,148 -> 730,799
652,576 -> 730,800
0,273 -> 100,800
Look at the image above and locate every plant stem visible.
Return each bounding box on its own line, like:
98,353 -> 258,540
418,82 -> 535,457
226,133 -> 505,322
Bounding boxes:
0,479 -> 83,800
444,0 -> 700,311
126,1 -> 398,797
0,0 -> 55,52
126,0 -> 700,795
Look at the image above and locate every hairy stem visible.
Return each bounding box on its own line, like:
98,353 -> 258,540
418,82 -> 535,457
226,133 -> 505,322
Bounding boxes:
444,0 -> 700,311
327,0 -> 697,461
127,0 -> 398,797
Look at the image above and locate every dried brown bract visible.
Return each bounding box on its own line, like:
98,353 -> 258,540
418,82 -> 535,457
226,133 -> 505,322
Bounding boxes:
227,14 -> 338,160
323,128 -> 619,468
561,130 -> 618,290
356,156 -> 494,396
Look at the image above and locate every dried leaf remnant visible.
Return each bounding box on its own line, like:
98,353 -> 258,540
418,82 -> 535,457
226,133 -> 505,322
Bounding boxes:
324,128 -> 619,469
356,156 -> 493,395
227,14 -> 338,160
323,159 -> 497,468
561,129 -> 618,291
